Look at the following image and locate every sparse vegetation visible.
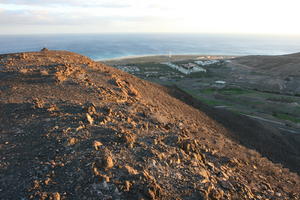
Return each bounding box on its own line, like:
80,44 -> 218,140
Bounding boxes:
200,88 -> 217,94
185,71 -> 211,78
194,96 -> 222,106
219,88 -> 252,95
201,87 -> 252,95
180,88 -> 228,106
267,97 -> 296,103
273,112 -> 300,123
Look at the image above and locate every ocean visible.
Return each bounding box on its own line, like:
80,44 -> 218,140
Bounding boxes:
1,33 -> 300,60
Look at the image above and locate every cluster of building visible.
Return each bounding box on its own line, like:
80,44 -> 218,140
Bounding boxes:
194,60 -> 221,66
162,62 -> 206,75
115,59 -> 228,78
161,58 -> 229,75
116,65 -> 140,73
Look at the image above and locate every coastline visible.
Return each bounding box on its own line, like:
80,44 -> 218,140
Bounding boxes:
100,54 -> 237,65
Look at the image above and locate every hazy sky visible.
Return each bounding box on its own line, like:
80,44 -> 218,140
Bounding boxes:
0,0 -> 300,35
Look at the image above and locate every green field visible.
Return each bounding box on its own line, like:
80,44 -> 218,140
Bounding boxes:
272,112 -> 300,123
200,88 -> 253,95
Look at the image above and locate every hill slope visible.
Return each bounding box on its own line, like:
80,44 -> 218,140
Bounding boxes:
233,53 -> 300,76
0,50 -> 299,199
230,53 -> 300,94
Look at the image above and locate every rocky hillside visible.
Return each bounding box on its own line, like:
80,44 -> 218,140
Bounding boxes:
230,53 -> 300,94
0,50 -> 299,200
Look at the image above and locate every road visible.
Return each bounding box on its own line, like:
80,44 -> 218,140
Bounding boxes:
214,106 -> 300,134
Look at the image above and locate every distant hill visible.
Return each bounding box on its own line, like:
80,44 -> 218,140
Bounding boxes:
233,53 -> 300,76
0,50 -> 299,199
283,52 -> 300,57
228,53 -> 300,94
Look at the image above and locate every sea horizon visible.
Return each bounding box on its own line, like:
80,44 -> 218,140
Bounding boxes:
1,33 -> 300,60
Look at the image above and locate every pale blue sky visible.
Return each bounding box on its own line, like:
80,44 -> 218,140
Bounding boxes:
0,0 -> 300,35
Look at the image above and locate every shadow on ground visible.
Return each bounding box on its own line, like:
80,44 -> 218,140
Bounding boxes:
167,85 -> 300,174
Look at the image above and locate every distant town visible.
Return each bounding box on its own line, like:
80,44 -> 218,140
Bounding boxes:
116,58 -> 228,75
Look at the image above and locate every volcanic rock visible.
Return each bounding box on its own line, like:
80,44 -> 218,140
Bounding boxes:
0,50 -> 299,200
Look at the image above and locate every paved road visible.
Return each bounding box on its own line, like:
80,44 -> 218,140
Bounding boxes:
214,106 -> 299,134
242,114 -> 299,134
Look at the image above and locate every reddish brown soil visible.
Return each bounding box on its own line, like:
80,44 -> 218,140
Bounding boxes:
0,50 -> 299,200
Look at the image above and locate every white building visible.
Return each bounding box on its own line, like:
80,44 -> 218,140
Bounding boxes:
215,80 -> 226,84
162,62 -> 206,74
195,60 -> 220,66
116,65 -> 140,73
